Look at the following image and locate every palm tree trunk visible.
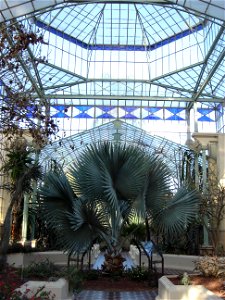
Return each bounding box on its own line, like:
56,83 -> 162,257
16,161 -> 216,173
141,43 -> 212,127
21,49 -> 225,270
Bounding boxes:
0,199 -> 14,267
0,184 -> 23,267
145,217 -> 151,241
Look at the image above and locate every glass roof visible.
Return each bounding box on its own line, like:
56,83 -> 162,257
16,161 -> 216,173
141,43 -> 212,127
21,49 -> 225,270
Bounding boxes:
0,0 -> 224,143
1,0 -> 225,23
40,119 -> 190,179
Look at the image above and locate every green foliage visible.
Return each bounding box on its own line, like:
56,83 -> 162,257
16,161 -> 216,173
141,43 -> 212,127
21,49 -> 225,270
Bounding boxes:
40,142 -> 200,257
83,270 -> 100,280
2,140 -> 42,189
125,267 -> 149,281
22,259 -> 60,279
180,272 -> 190,285
122,223 -> 146,242
63,267 -> 84,292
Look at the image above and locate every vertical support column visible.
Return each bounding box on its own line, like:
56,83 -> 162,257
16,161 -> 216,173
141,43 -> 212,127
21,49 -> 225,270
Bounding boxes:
193,102 -> 198,133
30,182 -> 37,241
186,109 -> 191,143
202,149 -> 209,246
21,194 -> 29,242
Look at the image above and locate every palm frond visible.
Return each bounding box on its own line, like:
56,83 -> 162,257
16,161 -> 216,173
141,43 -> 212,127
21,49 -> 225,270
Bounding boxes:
50,199 -> 110,253
144,157 -> 172,214
40,141 -> 200,254
39,170 -> 77,215
155,187 -> 200,236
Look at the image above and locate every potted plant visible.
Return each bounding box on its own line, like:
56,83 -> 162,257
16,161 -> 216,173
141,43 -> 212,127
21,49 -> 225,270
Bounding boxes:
157,256 -> 225,300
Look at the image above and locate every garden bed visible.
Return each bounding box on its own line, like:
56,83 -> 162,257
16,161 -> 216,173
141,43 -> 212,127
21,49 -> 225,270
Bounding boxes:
169,275 -> 225,299
82,274 -> 158,291
156,275 -> 224,300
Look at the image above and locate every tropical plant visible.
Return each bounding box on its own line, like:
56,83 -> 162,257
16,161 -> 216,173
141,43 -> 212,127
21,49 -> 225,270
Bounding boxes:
194,256 -> 225,277
200,181 -> 225,253
0,139 -> 42,267
39,142 -> 200,267
21,259 -> 60,280
0,22 -> 58,267
63,267 -> 84,293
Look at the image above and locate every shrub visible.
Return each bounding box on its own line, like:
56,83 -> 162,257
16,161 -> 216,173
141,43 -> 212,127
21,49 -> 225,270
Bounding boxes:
194,256 -> 225,277
125,267 -> 149,281
22,259 -> 60,280
83,270 -> 100,280
63,267 -> 84,292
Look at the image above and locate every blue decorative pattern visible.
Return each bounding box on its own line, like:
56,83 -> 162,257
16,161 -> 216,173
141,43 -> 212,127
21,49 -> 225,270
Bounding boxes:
48,105 -> 215,122
35,20 -> 203,52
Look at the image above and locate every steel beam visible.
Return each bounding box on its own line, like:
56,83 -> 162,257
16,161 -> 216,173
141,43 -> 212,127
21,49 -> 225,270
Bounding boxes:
194,49 -> 225,101
32,94 -> 223,103
190,23 -> 225,101
41,61 -> 86,80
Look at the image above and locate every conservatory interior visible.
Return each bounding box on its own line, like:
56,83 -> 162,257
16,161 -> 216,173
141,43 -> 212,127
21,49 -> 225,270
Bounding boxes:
0,0 -> 225,299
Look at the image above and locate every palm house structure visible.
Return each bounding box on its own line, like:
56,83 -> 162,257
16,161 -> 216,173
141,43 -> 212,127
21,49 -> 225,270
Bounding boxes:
0,0 -> 225,254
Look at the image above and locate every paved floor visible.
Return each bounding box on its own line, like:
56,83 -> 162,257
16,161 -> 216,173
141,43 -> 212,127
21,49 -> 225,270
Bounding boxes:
77,290 -> 158,299
73,269 -> 191,300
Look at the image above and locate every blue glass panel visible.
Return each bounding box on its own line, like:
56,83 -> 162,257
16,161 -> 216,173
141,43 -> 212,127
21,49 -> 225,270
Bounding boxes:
51,112 -> 69,118
97,113 -> 115,119
122,113 -> 138,119
198,116 -> 213,122
26,105 -> 34,118
36,20 -> 203,51
144,115 -> 162,120
74,112 -> 92,118
167,115 -> 185,121
52,105 -> 66,112
144,108 -> 161,113
198,108 -> 213,115
122,107 -> 137,113
75,106 -> 92,112
101,106 -> 115,112
167,108 -> 184,114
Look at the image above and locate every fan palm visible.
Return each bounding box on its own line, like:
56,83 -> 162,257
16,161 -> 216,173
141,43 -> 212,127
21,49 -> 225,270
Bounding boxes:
0,140 -> 42,267
39,142 -> 199,257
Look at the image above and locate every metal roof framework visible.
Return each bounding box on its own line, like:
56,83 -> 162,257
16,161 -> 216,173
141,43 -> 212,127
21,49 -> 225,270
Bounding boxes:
40,119 -> 189,182
0,1 -> 224,109
0,0 -> 224,168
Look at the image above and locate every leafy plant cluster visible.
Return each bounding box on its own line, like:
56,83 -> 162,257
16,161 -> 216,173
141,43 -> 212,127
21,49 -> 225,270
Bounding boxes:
124,267 -> 149,281
194,256 -> 225,277
21,259 -> 60,280
62,267 -> 84,292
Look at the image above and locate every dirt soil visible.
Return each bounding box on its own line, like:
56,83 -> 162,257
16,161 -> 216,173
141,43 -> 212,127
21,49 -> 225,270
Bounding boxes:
169,275 -> 225,299
83,274 -> 225,298
83,276 -> 156,291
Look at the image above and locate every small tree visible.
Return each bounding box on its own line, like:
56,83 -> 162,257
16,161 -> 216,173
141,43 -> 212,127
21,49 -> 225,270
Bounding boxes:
0,22 -> 58,266
0,139 -> 42,266
0,22 -> 58,147
201,182 -> 225,253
